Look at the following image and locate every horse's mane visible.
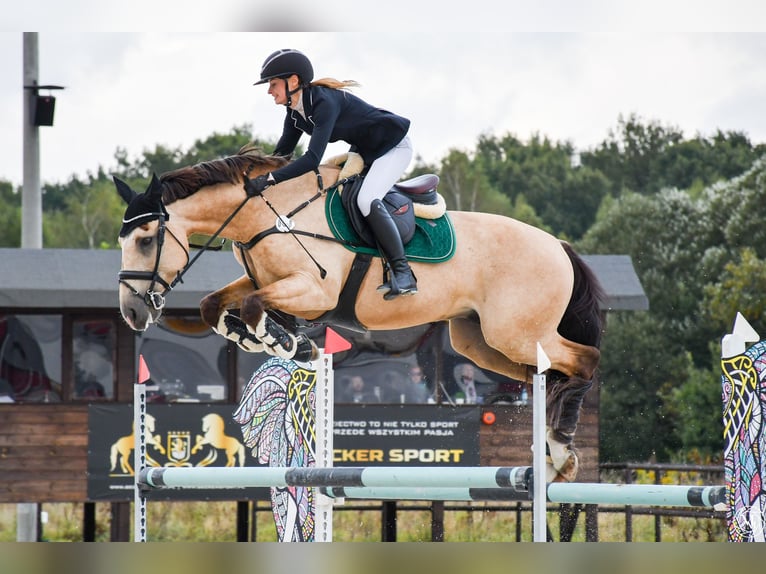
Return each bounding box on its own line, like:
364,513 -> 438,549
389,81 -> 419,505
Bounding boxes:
160,144 -> 289,204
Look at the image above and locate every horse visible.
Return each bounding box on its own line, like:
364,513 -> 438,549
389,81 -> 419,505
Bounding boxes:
114,145 -> 604,482
109,414 -> 165,475
191,413 -> 246,467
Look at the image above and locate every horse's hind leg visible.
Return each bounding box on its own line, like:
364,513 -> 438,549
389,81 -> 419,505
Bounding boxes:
448,318 -> 534,382
545,370 -> 595,482
450,318 -> 595,482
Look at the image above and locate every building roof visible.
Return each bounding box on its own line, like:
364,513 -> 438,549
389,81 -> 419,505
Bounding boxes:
583,254 -> 649,311
0,248 -> 648,311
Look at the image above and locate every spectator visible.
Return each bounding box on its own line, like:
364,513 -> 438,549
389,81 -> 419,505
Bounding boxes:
338,374 -> 379,403
454,363 -> 479,404
404,365 -> 431,403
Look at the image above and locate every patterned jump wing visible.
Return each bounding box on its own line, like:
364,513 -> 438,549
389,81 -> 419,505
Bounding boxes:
232,357 -> 318,541
233,359 -> 291,465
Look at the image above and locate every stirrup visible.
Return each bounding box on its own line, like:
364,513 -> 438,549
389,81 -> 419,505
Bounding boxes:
383,284 -> 418,301
382,269 -> 418,300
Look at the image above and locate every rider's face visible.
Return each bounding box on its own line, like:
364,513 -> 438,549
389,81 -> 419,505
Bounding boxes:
267,75 -> 299,106
267,78 -> 286,105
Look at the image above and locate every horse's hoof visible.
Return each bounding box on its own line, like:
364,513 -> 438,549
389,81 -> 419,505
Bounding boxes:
293,334 -> 319,363
254,314 -> 301,359
546,428 -> 580,482
217,311 -> 264,352
545,453 -> 579,483
237,337 -> 264,353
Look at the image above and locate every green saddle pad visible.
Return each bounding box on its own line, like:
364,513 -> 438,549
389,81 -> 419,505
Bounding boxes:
325,186 -> 456,263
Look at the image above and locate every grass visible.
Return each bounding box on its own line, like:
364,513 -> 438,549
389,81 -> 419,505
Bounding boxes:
0,499 -> 727,542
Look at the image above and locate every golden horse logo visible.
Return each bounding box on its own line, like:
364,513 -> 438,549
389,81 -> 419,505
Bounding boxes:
191,413 -> 246,467
109,414 -> 166,475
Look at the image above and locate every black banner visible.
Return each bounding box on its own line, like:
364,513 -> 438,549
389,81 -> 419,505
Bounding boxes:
333,405 -> 481,466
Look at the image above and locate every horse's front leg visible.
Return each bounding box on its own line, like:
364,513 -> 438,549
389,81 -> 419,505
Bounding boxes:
239,292 -> 319,362
240,274 -> 331,362
199,276 -> 264,353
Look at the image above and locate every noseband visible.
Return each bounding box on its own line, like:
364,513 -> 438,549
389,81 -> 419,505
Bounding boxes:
118,214 -> 190,311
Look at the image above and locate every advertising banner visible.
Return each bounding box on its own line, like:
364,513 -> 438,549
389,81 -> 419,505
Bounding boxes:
334,404 -> 481,466
87,404 -> 269,501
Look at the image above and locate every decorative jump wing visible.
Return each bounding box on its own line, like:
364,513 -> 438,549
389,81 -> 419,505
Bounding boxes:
232,357 -> 317,541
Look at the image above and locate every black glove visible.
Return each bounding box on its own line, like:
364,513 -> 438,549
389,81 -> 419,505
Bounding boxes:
244,174 -> 272,197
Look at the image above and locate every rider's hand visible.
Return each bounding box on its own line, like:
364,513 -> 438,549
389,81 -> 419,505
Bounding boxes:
244,173 -> 273,197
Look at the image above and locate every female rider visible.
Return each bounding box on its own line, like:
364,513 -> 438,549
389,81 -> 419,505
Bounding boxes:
246,49 -> 417,299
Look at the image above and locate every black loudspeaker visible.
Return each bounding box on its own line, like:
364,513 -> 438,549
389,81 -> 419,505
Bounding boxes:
34,95 -> 56,126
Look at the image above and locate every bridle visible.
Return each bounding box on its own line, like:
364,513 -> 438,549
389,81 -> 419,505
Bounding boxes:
117,212 -> 191,311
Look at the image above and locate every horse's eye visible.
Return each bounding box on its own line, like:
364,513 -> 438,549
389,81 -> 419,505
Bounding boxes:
140,236 -> 153,247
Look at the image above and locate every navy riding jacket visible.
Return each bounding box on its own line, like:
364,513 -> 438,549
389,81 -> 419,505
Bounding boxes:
269,85 -> 410,184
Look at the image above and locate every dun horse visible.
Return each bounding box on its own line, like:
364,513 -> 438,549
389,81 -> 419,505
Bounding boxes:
115,146 -> 604,481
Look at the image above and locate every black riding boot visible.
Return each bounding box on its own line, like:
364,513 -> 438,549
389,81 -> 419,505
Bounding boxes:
365,199 -> 418,300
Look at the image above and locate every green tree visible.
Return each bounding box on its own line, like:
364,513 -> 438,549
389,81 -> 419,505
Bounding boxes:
43,174 -> 124,248
580,155 -> 766,461
579,189 -> 710,460
597,311 -> 686,461
475,132 -> 606,239
581,114 -> 766,198
581,114 -> 685,196
0,180 -> 21,247
113,125 -> 276,180
663,348 -> 725,461
702,247 -> 766,332
438,148 -> 513,215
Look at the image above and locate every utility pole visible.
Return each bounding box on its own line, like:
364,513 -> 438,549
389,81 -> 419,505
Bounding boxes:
18,31 -> 42,542
22,32 -> 42,249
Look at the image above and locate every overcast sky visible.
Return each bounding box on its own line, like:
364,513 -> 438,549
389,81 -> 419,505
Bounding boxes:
2,6 -> 766,187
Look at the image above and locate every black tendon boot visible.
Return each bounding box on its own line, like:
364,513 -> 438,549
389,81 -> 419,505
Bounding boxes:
365,199 -> 418,300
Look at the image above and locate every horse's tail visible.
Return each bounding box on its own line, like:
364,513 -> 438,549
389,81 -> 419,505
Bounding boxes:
557,241 -> 605,349
547,241 -> 605,442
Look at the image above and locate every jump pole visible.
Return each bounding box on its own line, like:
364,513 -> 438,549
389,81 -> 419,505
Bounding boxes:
138,465 -> 726,508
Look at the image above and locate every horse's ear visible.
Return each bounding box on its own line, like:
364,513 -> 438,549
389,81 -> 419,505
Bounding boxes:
146,173 -> 163,200
113,176 -> 137,205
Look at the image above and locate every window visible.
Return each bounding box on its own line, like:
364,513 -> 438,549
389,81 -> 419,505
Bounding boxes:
0,314 -> 62,403
136,315 -> 229,403
72,318 -> 116,400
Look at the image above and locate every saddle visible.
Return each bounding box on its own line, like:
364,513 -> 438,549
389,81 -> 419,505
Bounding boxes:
326,151 -> 446,248
340,174 -> 443,248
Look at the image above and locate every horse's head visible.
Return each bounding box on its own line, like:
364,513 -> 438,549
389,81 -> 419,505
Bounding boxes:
115,175 -> 190,331
201,413 -> 224,435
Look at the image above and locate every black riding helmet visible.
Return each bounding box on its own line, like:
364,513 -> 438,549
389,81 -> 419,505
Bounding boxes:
254,49 -> 314,107
255,49 -> 314,84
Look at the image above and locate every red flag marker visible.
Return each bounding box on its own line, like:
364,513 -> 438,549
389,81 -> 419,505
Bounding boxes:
137,354 -> 151,384
324,327 -> 351,354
